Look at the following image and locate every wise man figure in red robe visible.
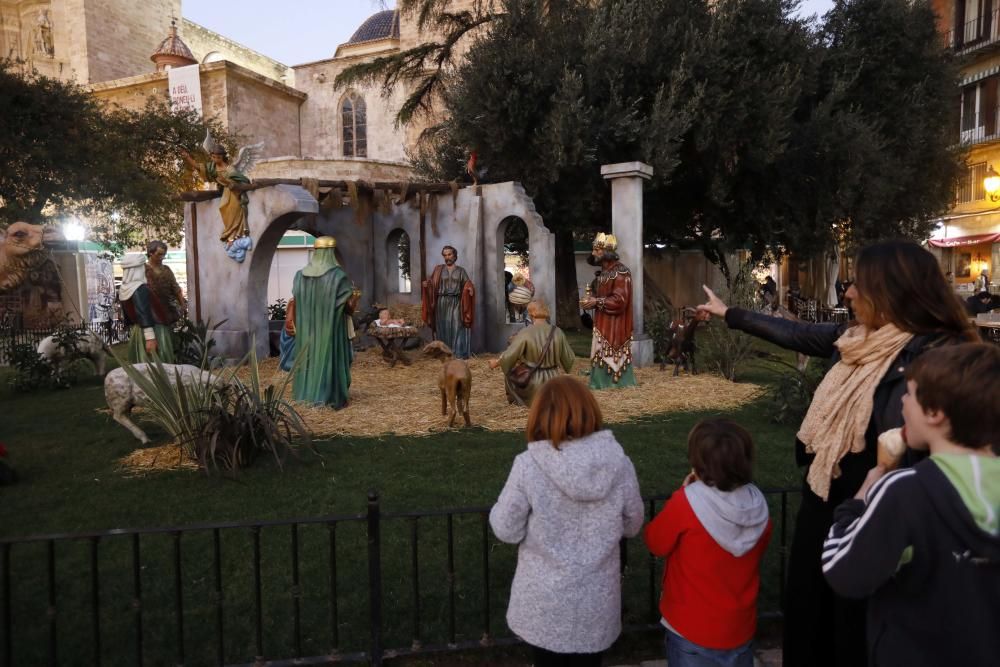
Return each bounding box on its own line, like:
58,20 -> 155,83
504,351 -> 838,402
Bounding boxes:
422,245 -> 476,359
580,232 -> 636,389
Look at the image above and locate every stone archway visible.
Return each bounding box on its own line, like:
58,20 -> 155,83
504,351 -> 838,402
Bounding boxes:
185,185 -> 318,359
187,180 -> 556,358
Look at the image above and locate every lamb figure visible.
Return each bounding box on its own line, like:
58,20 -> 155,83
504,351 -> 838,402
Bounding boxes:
104,363 -> 223,444
37,330 -> 107,376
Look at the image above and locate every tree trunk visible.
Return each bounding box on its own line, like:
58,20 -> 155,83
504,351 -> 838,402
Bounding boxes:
554,228 -> 580,330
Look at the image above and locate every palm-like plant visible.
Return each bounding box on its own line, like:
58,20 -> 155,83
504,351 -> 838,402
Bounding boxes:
111,340 -> 314,475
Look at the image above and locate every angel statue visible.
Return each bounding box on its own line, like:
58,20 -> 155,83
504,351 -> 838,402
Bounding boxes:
181,131 -> 264,262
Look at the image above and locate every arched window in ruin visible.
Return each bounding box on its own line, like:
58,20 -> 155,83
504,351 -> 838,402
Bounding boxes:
386,228 -> 411,293
501,217 -> 530,324
341,94 -> 367,158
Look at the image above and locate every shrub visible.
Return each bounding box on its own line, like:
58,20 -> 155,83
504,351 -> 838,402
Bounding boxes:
197,348 -> 312,472
3,324 -> 91,391
113,343 -> 313,476
646,306 -> 677,369
267,298 -> 288,321
703,263 -> 759,381
172,318 -> 223,368
764,356 -> 830,425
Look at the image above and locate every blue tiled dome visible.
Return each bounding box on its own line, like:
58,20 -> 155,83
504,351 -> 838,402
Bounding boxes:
347,10 -> 400,44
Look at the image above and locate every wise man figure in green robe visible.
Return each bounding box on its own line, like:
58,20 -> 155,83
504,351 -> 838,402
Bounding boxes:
291,236 -> 359,409
119,252 -> 175,364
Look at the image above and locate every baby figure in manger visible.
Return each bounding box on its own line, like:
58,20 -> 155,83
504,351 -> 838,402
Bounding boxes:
377,309 -> 407,328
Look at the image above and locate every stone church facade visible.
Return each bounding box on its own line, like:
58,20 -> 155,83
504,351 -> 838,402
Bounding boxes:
2,0 -> 477,182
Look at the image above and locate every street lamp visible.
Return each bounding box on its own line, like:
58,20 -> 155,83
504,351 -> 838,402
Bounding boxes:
63,217 -> 85,241
984,165 -> 1000,202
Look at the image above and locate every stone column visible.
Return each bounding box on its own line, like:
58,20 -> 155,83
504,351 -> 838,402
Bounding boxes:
601,161 -> 654,367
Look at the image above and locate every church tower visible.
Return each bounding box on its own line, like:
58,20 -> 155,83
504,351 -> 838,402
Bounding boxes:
0,0 -> 180,83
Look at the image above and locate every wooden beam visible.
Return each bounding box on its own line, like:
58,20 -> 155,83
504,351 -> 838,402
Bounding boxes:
178,180 -> 464,200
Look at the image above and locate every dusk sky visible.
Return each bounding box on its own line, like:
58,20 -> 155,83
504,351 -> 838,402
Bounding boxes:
185,0 -> 836,67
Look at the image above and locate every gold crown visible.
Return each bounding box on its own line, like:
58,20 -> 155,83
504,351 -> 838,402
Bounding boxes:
592,232 -> 618,251
314,236 -> 337,249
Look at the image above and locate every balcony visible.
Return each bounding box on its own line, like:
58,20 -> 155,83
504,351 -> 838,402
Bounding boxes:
960,107 -> 1000,146
947,10 -> 1000,57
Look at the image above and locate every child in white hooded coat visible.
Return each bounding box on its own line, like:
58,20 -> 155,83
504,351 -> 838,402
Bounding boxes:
490,376 -> 644,667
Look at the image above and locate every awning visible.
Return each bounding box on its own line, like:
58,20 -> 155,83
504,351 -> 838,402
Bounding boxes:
928,232 -> 1000,248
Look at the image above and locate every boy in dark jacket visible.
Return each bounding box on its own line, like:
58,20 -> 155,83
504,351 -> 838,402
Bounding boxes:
822,343 -> 1000,667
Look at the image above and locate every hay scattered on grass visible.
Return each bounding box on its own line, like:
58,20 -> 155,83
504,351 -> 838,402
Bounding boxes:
117,444 -> 198,475
234,350 -> 764,438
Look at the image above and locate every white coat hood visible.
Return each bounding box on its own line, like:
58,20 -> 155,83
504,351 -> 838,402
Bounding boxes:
527,429 -> 626,502
684,480 -> 769,557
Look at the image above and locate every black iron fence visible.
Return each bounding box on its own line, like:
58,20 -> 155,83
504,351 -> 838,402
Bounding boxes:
0,321 -> 129,364
0,488 -> 798,667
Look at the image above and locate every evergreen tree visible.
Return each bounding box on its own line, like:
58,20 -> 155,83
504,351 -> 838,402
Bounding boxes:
347,0 -> 964,320
810,0 -> 963,248
0,60 -> 231,249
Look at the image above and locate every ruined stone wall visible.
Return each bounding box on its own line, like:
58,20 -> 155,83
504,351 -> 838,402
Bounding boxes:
253,158 -> 414,182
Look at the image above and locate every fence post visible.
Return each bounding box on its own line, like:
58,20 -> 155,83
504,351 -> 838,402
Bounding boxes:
367,491 -> 383,667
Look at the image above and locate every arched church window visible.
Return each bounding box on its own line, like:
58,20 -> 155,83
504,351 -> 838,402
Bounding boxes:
501,217 -> 531,324
342,94 -> 367,158
386,228 -> 411,293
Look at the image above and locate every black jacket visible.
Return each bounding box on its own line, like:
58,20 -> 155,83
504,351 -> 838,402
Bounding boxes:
822,459 -> 1000,667
724,308 -> 959,504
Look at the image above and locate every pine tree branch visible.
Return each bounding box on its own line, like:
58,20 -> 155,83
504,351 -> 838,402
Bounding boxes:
334,6 -> 500,127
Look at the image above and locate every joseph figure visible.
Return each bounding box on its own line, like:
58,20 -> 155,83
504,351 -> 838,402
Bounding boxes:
580,233 -> 636,389
421,245 -> 475,359
292,237 -> 359,409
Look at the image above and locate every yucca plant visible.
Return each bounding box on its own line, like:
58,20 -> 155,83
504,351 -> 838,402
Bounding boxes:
198,345 -> 313,474
112,354 -> 221,453
110,340 -> 314,475
172,317 -> 226,369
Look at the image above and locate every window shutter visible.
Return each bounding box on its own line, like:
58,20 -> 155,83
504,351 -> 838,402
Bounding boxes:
984,77 -> 998,137
956,0 -> 967,47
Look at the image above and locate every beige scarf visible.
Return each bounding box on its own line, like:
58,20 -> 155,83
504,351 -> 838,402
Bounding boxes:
798,323 -> 913,500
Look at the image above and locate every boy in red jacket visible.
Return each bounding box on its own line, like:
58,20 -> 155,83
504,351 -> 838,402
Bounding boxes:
644,418 -> 772,666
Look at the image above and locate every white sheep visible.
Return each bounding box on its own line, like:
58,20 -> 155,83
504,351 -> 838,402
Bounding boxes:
104,363 -> 223,444
37,330 -> 107,376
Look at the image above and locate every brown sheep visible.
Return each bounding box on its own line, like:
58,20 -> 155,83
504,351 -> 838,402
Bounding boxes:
422,340 -> 472,427
0,222 -> 61,291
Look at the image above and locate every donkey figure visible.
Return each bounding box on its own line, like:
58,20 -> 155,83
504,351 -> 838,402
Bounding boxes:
663,307 -> 712,377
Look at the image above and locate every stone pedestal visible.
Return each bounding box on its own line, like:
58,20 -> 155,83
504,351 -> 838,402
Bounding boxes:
601,161 -> 654,367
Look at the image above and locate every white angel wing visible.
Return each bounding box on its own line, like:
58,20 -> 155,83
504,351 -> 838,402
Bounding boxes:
233,142 -> 265,174
202,128 -> 219,155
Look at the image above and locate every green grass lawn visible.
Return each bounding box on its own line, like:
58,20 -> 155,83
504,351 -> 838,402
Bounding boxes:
0,339 -> 805,665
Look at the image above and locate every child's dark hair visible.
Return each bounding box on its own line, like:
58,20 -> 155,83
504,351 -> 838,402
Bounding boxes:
687,418 -> 755,491
906,343 -> 1000,452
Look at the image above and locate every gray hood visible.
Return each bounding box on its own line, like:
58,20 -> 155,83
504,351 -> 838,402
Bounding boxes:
527,430 -> 626,502
684,480 -> 769,557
